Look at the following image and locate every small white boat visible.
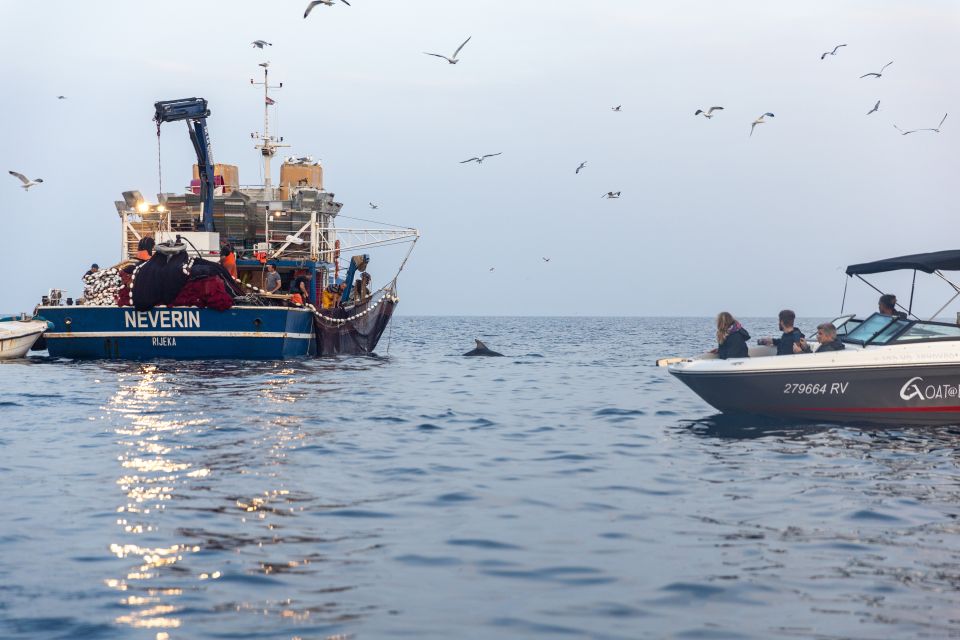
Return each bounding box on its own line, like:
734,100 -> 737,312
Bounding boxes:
0,318 -> 49,359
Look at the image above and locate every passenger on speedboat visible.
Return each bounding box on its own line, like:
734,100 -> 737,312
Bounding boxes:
758,309 -> 806,355
712,311 -> 750,359
811,322 -> 845,353
878,293 -> 907,319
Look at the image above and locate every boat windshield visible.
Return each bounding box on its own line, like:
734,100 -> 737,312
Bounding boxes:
843,313 -> 910,345
895,321 -> 960,342
829,314 -> 861,335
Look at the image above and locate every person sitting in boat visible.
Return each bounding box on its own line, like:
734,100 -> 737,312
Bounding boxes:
712,311 -> 750,359
136,236 -> 155,261
758,309 -> 806,355
289,270 -> 313,305
878,294 -> 908,319
811,323 -> 845,353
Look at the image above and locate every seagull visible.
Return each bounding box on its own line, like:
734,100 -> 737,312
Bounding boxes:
57,95 -> 67,100
602,191 -> 621,199
894,113 -> 948,135
695,106 -> 724,119
489,267 -> 495,272
866,100 -> 880,115
8,171 -> 43,190
820,44 -> 847,60
860,61 -> 893,79
542,257 -> 551,262
251,40 -> 272,48
750,112 -> 775,137
258,61 -> 270,68
369,202 -> 379,210
460,153 -> 502,164
611,105 -> 622,112
575,161 -> 587,174
304,0 -> 349,18
423,36 -> 471,64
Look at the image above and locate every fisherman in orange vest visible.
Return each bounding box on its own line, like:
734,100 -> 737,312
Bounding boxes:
136,236 -> 154,261
220,242 -> 238,279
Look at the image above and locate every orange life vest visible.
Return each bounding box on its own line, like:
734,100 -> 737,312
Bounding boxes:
221,252 -> 237,278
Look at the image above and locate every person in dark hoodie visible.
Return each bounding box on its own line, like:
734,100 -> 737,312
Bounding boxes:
713,311 -> 750,359
759,309 -> 809,355
810,322 -> 845,353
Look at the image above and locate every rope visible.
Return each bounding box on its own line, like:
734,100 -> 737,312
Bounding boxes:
231,276 -> 399,325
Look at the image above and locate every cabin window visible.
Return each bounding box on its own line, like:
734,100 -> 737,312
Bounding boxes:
843,313 -> 909,345
896,322 -> 960,341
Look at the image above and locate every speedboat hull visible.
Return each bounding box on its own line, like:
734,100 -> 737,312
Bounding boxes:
38,306 -> 315,360
668,343 -> 960,426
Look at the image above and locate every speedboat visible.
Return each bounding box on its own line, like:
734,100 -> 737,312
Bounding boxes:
665,250 -> 960,426
0,316 -> 50,360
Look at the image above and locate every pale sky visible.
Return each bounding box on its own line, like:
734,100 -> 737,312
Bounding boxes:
1,1 -> 958,317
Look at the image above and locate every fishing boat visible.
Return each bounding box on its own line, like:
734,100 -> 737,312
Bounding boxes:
34,65 -> 418,360
665,250 -> 960,426
0,315 -> 51,360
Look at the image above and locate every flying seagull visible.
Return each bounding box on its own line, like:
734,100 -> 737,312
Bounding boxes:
750,112 -> 775,137
369,202 -> 379,210
460,153 -> 502,164
866,100 -> 880,115
251,40 -> 272,48
611,105 -> 622,112
57,95 -> 67,100
489,267 -> 495,272
602,191 -> 621,199
542,257 -> 551,262
820,44 -> 847,60
894,113 -> 948,135
860,61 -> 893,79
695,106 -> 724,119
423,36 -> 471,65
8,171 -> 43,190
575,161 -> 587,174
258,61 -> 270,68
304,0 -> 349,18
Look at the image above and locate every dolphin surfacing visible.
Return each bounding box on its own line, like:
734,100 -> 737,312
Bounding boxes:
463,339 -> 503,357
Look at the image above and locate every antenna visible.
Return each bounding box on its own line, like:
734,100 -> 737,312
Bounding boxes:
250,63 -> 289,200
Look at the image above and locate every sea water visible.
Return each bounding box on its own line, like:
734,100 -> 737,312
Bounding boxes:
1,317 -> 958,639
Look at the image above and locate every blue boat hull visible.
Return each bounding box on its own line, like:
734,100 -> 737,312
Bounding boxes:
38,306 -> 315,360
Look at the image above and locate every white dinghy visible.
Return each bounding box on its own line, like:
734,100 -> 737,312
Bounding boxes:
0,317 -> 49,359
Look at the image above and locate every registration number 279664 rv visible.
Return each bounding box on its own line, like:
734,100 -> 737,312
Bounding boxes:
783,382 -> 848,395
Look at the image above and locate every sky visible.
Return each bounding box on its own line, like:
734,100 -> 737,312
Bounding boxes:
1,0 -> 958,317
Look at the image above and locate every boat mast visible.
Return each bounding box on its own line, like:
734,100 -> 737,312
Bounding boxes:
250,64 -> 288,200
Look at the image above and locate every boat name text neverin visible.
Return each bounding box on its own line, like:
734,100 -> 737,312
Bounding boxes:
124,310 -> 201,329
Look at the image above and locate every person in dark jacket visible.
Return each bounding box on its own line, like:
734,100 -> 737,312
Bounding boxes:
760,309 -> 807,355
812,323 -> 845,353
714,311 -> 750,359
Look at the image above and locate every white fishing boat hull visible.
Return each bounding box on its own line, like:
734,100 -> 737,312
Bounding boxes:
0,320 -> 48,360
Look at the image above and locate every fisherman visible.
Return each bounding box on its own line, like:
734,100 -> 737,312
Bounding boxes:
352,272 -> 372,302
878,294 -> 908,319
289,270 -> 313,305
220,242 -> 238,279
136,236 -> 154,261
759,309 -> 806,355
321,284 -> 339,309
84,263 -> 99,277
264,263 -> 282,294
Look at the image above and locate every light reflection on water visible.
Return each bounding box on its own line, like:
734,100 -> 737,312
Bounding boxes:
1,318 -> 960,639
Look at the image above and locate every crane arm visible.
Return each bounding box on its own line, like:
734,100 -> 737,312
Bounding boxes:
153,98 -> 216,232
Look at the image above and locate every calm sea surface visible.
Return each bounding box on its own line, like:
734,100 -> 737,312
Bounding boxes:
1,317 -> 959,640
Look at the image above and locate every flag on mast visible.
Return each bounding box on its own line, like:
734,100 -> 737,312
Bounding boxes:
265,96 -> 276,105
